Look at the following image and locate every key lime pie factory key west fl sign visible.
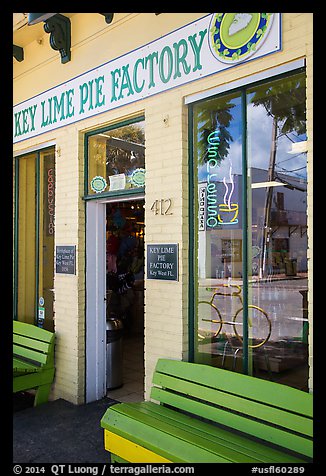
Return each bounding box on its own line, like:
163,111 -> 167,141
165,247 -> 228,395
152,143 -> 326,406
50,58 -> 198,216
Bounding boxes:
13,13 -> 281,143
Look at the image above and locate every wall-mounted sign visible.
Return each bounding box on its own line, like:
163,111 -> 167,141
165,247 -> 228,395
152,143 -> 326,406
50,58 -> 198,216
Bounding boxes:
198,185 -> 206,231
109,173 -> 126,191
150,198 -> 173,216
13,13 -> 281,143
147,244 -> 178,281
46,166 -> 55,235
37,307 -> 45,328
56,245 -> 76,274
209,13 -> 275,64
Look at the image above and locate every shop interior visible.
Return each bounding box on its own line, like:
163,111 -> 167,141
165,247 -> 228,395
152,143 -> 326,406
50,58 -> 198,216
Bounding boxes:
105,200 -> 145,402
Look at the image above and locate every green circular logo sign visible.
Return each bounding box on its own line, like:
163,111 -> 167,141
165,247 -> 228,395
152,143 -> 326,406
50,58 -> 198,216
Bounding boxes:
90,176 -> 107,193
130,168 -> 145,187
209,13 -> 274,63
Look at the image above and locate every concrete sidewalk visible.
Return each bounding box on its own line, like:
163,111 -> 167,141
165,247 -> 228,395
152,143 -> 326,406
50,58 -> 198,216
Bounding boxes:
13,393 -> 117,463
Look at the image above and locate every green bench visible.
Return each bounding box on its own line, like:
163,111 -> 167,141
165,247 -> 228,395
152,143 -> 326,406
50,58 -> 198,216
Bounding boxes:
101,358 -> 313,463
13,321 -> 55,407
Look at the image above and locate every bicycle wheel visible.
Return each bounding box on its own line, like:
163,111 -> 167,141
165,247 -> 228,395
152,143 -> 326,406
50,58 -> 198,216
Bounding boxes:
197,300 -> 223,341
232,305 -> 272,348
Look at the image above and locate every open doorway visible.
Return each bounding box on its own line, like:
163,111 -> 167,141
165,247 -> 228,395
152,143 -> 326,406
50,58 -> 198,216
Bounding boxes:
105,199 -> 145,402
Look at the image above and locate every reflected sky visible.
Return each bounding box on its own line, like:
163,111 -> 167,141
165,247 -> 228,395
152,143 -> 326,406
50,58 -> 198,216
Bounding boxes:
197,92 -> 307,185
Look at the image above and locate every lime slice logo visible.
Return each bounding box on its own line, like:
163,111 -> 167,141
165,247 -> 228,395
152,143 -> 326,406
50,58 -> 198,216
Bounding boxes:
221,13 -> 260,49
209,13 -> 273,63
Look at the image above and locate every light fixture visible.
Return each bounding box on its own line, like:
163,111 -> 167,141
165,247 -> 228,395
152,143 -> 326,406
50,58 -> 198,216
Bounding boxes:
28,13 -> 57,25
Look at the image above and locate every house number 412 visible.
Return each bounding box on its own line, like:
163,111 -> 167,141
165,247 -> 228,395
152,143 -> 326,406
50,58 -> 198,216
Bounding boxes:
150,198 -> 173,215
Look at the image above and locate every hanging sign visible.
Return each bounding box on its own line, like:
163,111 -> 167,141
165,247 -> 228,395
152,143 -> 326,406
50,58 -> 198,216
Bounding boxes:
147,244 -> 178,281
13,13 -> 281,144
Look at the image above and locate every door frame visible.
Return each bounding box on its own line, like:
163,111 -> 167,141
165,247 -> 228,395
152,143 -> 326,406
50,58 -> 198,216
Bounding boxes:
85,192 -> 145,403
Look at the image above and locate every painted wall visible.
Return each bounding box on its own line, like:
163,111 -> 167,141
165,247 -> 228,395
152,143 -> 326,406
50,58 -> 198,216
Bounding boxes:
13,13 -> 313,403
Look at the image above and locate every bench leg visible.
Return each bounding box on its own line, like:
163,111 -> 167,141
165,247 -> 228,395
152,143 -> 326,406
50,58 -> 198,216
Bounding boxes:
34,384 -> 51,406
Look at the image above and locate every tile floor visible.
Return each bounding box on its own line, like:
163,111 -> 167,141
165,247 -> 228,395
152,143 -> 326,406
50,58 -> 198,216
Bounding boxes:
106,332 -> 144,403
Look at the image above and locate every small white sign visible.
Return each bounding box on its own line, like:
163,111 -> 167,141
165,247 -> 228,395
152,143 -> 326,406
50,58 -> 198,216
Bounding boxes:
109,173 -> 126,191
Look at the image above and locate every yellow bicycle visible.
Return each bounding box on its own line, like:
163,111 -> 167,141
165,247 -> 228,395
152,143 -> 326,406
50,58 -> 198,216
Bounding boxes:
198,284 -> 272,349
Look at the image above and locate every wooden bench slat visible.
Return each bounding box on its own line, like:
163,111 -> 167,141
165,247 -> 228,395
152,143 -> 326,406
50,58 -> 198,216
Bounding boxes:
155,359 -> 313,418
111,454 -> 130,463
152,372 -> 312,437
13,357 -> 40,375
104,430 -> 172,463
128,402 -> 307,463
13,320 -> 54,343
13,368 -> 55,393
102,405 -> 235,462
13,334 -> 50,354
104,403 -> 302,463
13,321 -> 55,406
151,386 -> 313,459
13,344 -> 48,365
101,358 -> 313,463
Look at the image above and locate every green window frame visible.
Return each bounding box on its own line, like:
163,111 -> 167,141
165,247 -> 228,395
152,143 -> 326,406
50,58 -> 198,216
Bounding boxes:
84,115 -> 145,201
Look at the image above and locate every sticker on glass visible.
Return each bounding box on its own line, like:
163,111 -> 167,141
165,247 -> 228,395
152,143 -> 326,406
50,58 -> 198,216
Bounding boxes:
109,173 -> 126,191
90,176 -> 107,193
130,168 -> 145,187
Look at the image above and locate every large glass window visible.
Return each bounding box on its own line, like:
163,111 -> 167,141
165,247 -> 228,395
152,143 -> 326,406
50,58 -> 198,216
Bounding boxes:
193,71 -> 309,391
87,119 -> 145,195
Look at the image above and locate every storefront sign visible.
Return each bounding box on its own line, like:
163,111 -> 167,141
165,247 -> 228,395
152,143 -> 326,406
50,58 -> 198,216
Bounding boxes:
46,167 -> 55,235
147,244 -> 178,281
198,185 -> 206,231
13,13 -> 281,143
55,245 -> 76,274
207,128 -> 240,228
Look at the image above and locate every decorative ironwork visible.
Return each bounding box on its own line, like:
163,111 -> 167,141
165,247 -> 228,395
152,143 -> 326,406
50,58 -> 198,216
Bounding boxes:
13,45 -> 24,62
44,14 -> 71,64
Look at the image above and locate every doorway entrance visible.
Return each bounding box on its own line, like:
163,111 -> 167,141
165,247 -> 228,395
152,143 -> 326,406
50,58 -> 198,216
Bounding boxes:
105,200 -> 145,402
85,194 -> 145,403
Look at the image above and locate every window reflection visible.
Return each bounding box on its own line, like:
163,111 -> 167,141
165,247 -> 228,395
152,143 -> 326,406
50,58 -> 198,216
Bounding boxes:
195,92 -> 244,371
247,73 -> 308,390
87,120 -> 145,194
194,72 -> 309,391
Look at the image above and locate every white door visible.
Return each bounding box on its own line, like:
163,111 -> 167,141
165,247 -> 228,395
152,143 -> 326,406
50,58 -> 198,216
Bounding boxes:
85,199 -> 106,402
85,193 -> 145,402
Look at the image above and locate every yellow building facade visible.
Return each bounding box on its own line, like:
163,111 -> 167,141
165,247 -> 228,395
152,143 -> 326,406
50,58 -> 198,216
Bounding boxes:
13,13 -> 313,404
